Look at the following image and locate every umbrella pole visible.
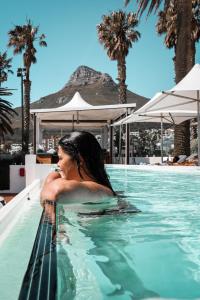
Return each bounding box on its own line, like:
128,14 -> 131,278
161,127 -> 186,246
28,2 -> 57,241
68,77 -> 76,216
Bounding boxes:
161,115 -> 163,163
125,109 -> 130,165
125,123 -> 130,165
72,114 -> 74,131
109,121 -> 113,164
33,113 -> 36,154
197,91 -> 200,166
119,124 -> 122,163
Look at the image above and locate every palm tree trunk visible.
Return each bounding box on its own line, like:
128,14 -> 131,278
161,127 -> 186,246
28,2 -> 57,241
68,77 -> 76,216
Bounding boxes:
174,0 -> 193,156
23,79 -> 31,154
190,41 -> 197,139
117,57 -> 127,104
191,40 -> 196,67
174,120 -> 190,155
175,0 -> 193,83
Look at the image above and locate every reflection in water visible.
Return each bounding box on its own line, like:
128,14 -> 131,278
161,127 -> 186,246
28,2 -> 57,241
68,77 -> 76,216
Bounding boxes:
56,200 -> 158,300
18,197 -> 157,299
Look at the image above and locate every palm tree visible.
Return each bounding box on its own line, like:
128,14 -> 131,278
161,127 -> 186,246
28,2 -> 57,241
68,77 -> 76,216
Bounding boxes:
0,88 -> 17,142
0,52 -> 13,87
125,0 -> 193,156
8,19 -> 47,153
157,0 -> 200,66
97,10 -> 140,103
156,0 -> 200,155
125,0 -> 170,16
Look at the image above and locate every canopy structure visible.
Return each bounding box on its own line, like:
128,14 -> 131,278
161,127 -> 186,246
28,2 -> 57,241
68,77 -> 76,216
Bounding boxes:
132,64 -> 200,164
30,91 -> 136,163
31,91 -> 136,128
113,107 -> 196,162
113,65 -> 200,164
134,66 -> 200,113
113,110 -> 196,126
113,88 -> 197,126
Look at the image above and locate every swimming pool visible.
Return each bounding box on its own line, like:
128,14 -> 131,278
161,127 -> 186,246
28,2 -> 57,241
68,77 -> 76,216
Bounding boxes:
1,166 -> 200,299
56,166 -> 200,299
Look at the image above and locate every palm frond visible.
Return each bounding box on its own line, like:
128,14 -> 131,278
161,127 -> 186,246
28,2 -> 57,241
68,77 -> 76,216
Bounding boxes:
0,51 -> 13,83
156,0 -> 200,49
0,88 -> 13,96
39,40 -> 47,47
0,88 -> 17,139
97,10 -> 140,60
125,0 -> 171,17
8,19 -> 47,78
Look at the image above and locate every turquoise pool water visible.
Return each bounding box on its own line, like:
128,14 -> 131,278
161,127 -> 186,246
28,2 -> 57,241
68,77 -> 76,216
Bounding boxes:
57,167 -> 200,299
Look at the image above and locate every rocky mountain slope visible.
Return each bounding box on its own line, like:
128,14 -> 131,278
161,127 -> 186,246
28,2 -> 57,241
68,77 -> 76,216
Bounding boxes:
30,65 -> 148,109
10,66 -> 149,142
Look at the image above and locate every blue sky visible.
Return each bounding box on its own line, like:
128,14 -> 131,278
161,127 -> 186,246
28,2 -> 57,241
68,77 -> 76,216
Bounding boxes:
1,0 -> 200,108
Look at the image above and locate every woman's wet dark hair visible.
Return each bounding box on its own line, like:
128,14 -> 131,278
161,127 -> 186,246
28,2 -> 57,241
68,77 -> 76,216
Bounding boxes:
58,131 -> 115,195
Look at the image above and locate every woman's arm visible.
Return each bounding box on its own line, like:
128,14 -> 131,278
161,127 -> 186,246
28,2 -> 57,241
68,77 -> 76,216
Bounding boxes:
41,176 -> 113,206
40,173 -> 83,204
40,172 -> 61,206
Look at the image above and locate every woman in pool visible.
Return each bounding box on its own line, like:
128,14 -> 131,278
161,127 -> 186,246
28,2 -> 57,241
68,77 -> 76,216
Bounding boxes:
41,131 -> 115,205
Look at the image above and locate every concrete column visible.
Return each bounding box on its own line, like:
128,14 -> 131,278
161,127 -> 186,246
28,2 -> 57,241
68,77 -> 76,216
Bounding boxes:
36,117 -> 42,151
125,123 -> 130,165
102,126 -> 108,149
25,154 -> 36,186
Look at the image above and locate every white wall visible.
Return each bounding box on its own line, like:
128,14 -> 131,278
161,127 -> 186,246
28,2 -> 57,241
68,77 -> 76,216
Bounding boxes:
25,155 -> 55,186
0,165 -> 26,193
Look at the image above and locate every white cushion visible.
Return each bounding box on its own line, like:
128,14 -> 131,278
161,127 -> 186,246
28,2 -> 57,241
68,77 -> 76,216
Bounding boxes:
177,155 -> 187,163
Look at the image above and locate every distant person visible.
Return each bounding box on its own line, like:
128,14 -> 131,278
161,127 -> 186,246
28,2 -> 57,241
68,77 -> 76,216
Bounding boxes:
41,131 -> 115,206
0,196 -> 6,208
172,156 -> 179,163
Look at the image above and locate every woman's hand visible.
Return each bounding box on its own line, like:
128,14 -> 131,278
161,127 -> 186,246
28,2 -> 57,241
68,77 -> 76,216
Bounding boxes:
45,171 -> 62,183
44,201 -> 56,224
58,170 -> 66,179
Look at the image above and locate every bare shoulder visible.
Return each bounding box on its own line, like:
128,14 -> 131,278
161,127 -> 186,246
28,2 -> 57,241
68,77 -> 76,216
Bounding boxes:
80,181 -> 113,196
54,179 -> 113,197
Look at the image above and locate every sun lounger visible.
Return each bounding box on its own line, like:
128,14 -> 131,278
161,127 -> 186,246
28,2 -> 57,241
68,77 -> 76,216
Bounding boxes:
185,153 -> 198,162
164,154 -> 198,166
173,154 -> 198,166
177,155 -> 187,163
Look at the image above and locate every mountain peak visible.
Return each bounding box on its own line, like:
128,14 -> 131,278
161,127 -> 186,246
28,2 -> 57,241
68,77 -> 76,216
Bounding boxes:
65,65 -> 116,87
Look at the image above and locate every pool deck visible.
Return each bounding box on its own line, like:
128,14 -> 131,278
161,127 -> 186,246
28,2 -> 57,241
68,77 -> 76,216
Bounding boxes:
107,164 -> 200,173
0,193 -> 17,203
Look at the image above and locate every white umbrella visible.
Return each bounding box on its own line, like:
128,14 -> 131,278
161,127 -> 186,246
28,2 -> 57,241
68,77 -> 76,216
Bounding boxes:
115,64 -> 200,165
113,110 -> 196,126
133,64 -> 200,165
